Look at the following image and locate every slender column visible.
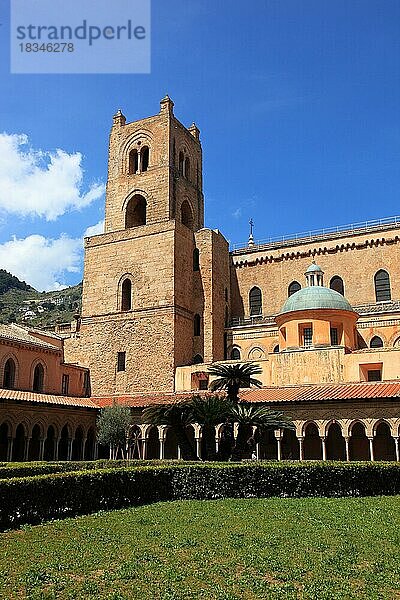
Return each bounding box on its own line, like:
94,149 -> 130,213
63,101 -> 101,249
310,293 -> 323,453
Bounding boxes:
94,442 -> 99,461
215,426 -> 219,453
368,437 -> 374,461
23,437 -> 29,462
39,438 -> 45,461
395,437 -> 399,462
321,436 -> 327,461
298,437 -> 304,461
344,436 -> 350,461
177,446 -> 181,460
256,442 -> 260,460
137,150 -> 141,174
142,438 -> 147,460
7,437 -> 13,462
54,438 -> 60,461
276,437 -> 282,461
159,439 -> 165,460
195,436 -> 201,459
67,438 -> 73,461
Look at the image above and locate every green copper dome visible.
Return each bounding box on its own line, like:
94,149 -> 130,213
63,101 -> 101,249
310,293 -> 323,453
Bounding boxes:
280,286 -> 354,314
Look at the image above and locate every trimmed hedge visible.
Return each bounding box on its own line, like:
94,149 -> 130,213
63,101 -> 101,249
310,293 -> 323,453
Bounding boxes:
0,459 -> 188,480
1,461 -> 400,530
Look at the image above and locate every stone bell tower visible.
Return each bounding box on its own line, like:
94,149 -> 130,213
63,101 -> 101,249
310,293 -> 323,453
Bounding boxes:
66,97 -> 229,397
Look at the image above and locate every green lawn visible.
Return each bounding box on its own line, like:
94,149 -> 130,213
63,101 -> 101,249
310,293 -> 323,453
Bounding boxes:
1,497 -> 399,600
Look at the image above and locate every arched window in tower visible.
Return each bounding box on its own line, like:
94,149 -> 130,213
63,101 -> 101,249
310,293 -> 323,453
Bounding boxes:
288,281 -> 301,297
194,314 -> 201,337
128,149 -> 138,175
179,152 -> 184,175
230,347 -> 241,360
193,248 -> 200,271
330,276 -> 345,296
181,200 -> 194,229
141,146 -> 149,172
249,286 -> 262,316
370,335 -> 383,349
374,270 -> 391,302
121,279 -> 132,311
184,157 -> 190,180
33,363 -> 44,393
125,195 -> 147,228
3,358 -> 15,389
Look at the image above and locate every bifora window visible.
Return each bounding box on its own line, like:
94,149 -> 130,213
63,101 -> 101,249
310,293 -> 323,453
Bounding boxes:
249,286 -> 262,316
374,270 -> 391,302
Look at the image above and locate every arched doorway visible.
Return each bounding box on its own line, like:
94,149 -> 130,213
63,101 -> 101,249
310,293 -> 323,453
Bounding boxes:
0,423 -> 9,461
44,426 -> 56,461
349,422 -> 369,460
28,424 -> 41,461
164,427 -> 179,459
281,429 -> 299,460
13,424 -> 26,462
373,422 -> 396,461
146,426 -> 160,460
303,423 -> 322,460
58,425 -> 69,461
72,427 -> 84,461
259,428 -> 278,460
326,423 -> 346,460
84,427 -> 96,460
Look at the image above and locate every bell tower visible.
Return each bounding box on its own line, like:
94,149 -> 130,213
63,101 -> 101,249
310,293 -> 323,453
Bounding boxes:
69,97 -> 222,396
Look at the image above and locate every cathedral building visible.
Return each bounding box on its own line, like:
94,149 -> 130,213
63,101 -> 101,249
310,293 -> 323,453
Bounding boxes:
1,96 -> 400,462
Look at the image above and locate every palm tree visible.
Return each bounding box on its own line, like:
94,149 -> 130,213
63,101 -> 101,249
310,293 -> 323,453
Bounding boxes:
208,363 -> 263,402
187,394 -> 232,460
229,403 -> 295,461
142,400 -> 199,461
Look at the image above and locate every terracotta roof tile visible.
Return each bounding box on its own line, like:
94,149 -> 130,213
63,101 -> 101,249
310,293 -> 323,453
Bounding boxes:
0,324 -> 60,351
0,388 -> 97,409
93,380 -> 400,409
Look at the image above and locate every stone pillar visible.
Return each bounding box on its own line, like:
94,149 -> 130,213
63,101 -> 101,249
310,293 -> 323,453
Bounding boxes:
368,437 -> 374,461
256,442 -> 260,460
23,437 -> 29,462
298,437 -> 304,461
395,437 -> 399,462
177,446 -> 181,460
195,436 -> 201,459
159,439 -> 165,460
274,431 -> 282,461
67,438 -> 73,461
54,438 -> 60,461
344,436 -> 350,461
137,150 -> 141,174
39,438 -> 45,461
215,426 -> 219,454
142,439 -> 147,460
7,437 -> 13,462
321,436 -> 327,461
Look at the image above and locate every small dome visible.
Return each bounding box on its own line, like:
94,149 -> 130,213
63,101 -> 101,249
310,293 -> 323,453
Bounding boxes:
280,286 -> 354,314
305,261 -> 323,274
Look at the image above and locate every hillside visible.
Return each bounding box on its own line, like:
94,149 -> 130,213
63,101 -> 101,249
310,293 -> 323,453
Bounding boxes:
0,270 -> 82,329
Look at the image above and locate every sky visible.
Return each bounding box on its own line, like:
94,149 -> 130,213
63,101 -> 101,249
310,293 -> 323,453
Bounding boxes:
0,0 -> 399,290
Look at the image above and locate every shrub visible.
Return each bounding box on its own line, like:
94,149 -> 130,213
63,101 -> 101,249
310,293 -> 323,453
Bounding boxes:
1,462 -> 400,530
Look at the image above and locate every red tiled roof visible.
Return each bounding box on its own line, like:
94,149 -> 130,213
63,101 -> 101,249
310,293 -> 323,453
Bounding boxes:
0,324 -> 61,351
92,380 -> 400,409
0,388 -> 98,409
241,380 -> 400,404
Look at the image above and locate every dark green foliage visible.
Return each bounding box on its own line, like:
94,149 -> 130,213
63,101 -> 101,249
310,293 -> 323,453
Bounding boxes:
208,362 -> 263,401
0,269 -> 32,294
142,401 -> 198,460
97,405 -> 132,458
1,462 -> 400,530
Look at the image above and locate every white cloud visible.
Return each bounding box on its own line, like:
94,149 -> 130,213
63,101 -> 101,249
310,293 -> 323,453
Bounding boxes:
232,208 -> 242,219
0,234 -> 82,291
0,133 -> 105,221
84,220 -> 104,237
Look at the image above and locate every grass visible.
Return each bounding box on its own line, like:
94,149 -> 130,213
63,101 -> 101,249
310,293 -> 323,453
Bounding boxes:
1,496 -> 400,600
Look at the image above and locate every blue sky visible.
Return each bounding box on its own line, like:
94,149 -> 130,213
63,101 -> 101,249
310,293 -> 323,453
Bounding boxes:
0,0 -> 399,289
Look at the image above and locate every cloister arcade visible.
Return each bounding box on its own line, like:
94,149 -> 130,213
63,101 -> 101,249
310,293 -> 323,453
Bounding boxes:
125,416 -> 400,462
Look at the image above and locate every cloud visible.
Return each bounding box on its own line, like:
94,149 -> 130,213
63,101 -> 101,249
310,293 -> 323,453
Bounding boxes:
84,220 -> 104,237
0,133 -> 105,221
0,234 -> 82,291
232,208 -> 242,219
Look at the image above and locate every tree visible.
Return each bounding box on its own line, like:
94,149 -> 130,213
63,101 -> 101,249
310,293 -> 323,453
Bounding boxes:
97,404 -> 132,459
229,403 -> 295,461
208,363 -> 263,402
142,400 -> 198,461
188,394 -> 232,460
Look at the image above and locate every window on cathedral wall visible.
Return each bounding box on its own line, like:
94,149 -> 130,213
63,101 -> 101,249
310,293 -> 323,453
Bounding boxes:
125,195 -> 146,228
3,358 -> 16,389
117,352 -> 126,372
194,314 -> 201,337
330,276 -> 345,296
179,152 -> 184,175
230,347 -> 241,360
288,281 -> 301,297
128,149 -> 138,174
359,362 -> 383,382
249,286 -> 262,316
299,324 -> 313,347
374,270 -> 391,302
330,327 -> 339,346
184,157 -> 190,180
193,248 -> 200,271
33,363 -> 44,392
62,374 -> 69,395
121,279 -> 132,311
141,146 -> 149,172
181,200 -> 194,229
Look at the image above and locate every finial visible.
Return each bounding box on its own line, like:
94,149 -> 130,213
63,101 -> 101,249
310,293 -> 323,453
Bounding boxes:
113,109 -> 126,127
188,122 -> 200,141
160,95 -> 174,115
248,218 -> 254,247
